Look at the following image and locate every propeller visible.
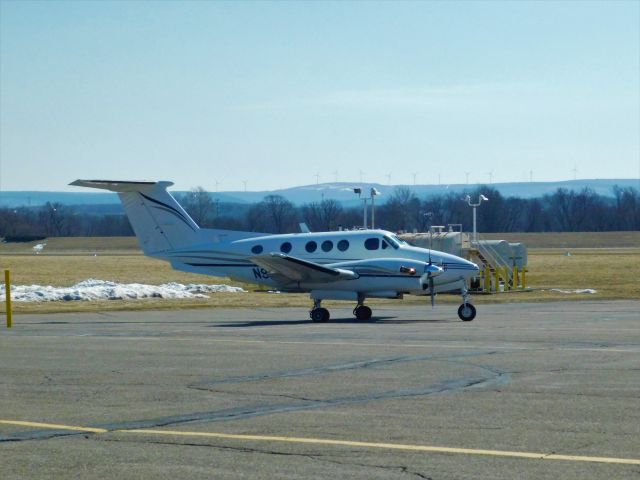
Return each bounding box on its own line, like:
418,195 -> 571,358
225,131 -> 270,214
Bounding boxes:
420,257 -> 443,309
427,230 -> 439,308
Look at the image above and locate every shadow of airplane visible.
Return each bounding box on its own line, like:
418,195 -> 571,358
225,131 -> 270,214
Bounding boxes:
213,316 -> 457,327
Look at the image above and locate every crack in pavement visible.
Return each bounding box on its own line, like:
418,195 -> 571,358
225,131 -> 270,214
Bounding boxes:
0,371 -> 507,443
188,350 -> 503,391
0,352 -> 509,444
95,435 -> 434,479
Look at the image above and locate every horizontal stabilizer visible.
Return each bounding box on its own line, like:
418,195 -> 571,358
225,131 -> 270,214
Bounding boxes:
69,179 -> 173,192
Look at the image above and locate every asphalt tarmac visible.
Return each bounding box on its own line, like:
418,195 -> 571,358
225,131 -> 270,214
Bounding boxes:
1,300 -> 639,479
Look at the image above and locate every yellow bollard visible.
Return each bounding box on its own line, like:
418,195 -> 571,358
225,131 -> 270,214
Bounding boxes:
483,267 -> 490,292
514,267 -> 520,289
5,269 -> 12,328
521,268 -> 527,289
493,268 -> 499,293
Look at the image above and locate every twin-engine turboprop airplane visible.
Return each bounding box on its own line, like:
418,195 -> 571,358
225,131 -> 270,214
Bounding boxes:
71,180 -> 480,322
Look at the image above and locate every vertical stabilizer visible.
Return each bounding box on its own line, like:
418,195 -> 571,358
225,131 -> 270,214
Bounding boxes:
70,180 -> 200,254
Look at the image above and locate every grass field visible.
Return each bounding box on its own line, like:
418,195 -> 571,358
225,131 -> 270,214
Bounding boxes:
1,234 -> 638,314
481,231 -> 640,248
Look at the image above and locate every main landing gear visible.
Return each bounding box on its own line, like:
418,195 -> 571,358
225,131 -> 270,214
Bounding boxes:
309,299 -> 373,322
457,287 -> 476,321
353,304 -> 372,320
309,299 -> 330,322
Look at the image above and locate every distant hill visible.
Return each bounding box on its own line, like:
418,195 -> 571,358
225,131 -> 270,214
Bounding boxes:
1,179 -> 638,208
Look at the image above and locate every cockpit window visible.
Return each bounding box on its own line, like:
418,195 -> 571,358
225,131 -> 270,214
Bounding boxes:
391,234 -> 407,245
383,235 -> 400,249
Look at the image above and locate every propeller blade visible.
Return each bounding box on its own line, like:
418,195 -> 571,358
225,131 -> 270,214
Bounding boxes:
429,276 -> 435,308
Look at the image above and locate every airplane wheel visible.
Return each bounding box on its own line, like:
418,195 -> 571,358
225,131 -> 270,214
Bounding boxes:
354,305 -> 372,320
311,308 -> 330,323
458,303 -> 476,322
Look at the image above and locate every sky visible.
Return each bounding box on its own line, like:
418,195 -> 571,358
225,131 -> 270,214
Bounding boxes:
0,0 -> 638,192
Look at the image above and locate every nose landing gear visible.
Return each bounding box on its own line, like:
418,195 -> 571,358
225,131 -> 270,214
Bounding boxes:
457,287 -> 476,321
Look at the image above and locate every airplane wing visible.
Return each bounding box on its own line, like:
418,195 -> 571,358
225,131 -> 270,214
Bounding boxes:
250,253 -> 358,286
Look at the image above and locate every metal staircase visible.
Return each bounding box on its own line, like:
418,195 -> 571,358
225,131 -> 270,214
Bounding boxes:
467,235 -> 526,293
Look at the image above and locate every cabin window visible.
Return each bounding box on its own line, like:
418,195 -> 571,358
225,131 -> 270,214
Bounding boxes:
365,238 -> 379,250
251,245 -> 263,254
337,240 -> 349,251
305,241 -> 317,253
321,240 -> 333,252
382,239 -> 389,249
280,242 -> 292,253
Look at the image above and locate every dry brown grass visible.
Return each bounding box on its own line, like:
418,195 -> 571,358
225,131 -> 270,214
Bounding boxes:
481,231 -> 640,248
0,237 -> 139,254
1,234 -> 638,314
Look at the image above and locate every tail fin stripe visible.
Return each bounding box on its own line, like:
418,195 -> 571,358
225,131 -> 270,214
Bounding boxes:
139,193 -> 197,232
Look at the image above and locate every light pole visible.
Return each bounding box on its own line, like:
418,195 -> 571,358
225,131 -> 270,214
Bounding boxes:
370,188 -> 380,228
353,187 -> 367,228
465,194 -> 489,242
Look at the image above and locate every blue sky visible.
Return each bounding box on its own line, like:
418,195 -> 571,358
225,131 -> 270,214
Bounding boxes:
1,0 -> 638,191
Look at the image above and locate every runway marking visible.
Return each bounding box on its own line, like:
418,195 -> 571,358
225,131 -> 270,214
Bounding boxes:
0,420 -> 107,433
2,419 -> 639,465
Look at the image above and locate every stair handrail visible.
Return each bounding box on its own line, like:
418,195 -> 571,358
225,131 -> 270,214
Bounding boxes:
472,234 -> 514,285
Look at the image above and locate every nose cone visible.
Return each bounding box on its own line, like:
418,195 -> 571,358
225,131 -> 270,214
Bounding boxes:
465,259 -> 480,278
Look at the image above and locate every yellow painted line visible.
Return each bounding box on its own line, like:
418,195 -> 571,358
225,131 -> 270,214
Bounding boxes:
117,429 -> 640,465
3,419 -> 637,465
0,419 -> 107,433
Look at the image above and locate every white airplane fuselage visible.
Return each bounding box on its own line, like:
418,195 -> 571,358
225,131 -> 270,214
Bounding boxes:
160,229 -> 478,299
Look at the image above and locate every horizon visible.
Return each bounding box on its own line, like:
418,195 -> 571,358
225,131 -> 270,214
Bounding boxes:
0,176 -> 637,194
1,1 -> 639,191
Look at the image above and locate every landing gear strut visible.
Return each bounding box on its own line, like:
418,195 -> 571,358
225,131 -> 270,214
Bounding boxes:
309,299 -> 330,323
457,286 -> 476,321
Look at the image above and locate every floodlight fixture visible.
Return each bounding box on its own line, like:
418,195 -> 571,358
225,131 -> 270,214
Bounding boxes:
465,194 -> 489,242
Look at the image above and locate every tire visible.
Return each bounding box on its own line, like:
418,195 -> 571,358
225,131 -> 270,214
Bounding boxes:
311,308 -> 330,323
458,303 -> 476,322
354,305 -> 372,320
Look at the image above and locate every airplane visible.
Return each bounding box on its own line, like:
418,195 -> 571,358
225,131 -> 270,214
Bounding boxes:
70,180 -> 480,322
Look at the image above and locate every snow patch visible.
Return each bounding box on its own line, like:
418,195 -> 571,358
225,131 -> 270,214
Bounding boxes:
0,279 -> 246,302
550,288 -> 597,294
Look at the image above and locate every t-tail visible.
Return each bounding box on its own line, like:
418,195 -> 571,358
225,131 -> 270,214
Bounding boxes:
70,180 -> 202,255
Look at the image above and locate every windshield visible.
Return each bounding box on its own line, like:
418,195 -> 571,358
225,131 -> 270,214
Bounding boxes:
387,234 -> 407,246
383,235 -> 401,249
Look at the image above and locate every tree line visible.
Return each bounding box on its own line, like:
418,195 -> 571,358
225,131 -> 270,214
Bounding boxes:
1,185 -> 638,240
